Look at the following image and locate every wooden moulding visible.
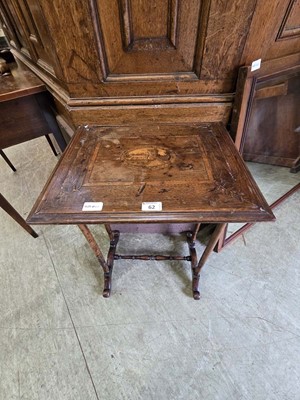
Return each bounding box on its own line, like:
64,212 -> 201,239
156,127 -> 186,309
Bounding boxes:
10,49 -> 233,128
27,122 -> 274,226
69,102 -> 232,126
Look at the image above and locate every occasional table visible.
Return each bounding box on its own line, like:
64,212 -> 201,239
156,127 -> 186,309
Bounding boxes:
0,59 -> 67,237
0,59 -> 67,152
28,123 -> 274,299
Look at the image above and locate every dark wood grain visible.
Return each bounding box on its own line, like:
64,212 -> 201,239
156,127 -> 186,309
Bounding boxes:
27,123 -> 274,225
0,59 -> 67,151
1,0 -> 299,130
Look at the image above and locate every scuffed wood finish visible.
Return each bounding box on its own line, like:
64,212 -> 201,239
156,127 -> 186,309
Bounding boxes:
38,0 -> 103,83
27,122 -> 274,299
92,0 -> 202,77
200,0 -> 256,82
2,0 -> 259,101
27,123 -> 274,225
1,0 -> 299,128
70,102 -> 232,126
242,0 -> 300,64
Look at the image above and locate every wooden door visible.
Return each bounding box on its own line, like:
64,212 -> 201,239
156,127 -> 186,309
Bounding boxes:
36,0 -> 257,96
266,0 -> 300,60
0,0 -> 31,57
242,0 -> 300,64
1,0 -> 61,77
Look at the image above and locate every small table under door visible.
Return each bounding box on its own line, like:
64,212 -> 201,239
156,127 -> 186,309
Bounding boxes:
27,123 -> 274,299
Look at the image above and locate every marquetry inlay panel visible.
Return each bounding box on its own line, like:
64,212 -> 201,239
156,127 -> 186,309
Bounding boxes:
27,123 -> 274,225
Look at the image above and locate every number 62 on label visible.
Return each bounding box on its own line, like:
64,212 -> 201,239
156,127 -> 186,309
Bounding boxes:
141,202 -> 162,211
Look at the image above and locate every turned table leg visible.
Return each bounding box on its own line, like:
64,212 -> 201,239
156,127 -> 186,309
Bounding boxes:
78,224 -> 120,298
104,223 -> 114,241
79,223 -> 226,300
104,230 -> 119,297
192,223 -> 226,300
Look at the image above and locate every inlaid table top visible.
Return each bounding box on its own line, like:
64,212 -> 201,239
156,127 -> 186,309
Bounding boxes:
27,123 -> 274,225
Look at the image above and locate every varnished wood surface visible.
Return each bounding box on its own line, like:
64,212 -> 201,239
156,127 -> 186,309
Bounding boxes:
0,58 -> 67,151
241,0 -> 300,65
0,59 -> 45,102
27,123 -> 274,225
2,0 -> 299,131
0,96 -> 49,149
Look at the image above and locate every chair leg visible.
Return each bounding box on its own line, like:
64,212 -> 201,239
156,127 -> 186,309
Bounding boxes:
45,134 -> 59,156
0,150 -> 16,172
0,193 -> 38,238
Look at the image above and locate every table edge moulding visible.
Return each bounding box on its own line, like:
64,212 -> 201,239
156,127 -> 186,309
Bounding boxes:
27,122 -> 275,300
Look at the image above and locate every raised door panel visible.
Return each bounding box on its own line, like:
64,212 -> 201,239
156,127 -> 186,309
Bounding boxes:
10,0 -> 57,75
242,0 -> 300,63
92,0 -> 204,80
0,3 -> 21,48
266,0 -> 300,59
34,0 -> 256,97
0,0 -> 32,57
89,0 -> 256,87
277,0 -> 300,39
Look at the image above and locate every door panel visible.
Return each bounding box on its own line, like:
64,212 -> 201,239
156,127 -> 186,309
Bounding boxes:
11,0 -> 55,74
277,0 -> 300,39
91,0 -> 256,84
1,0 -> 32,57
242,0 -> 300,63
266,0 -> 300,59
92,0 -> 203,79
